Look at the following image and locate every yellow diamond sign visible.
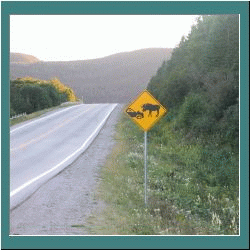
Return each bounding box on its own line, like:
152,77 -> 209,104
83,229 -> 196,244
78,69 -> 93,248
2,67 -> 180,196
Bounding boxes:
125,90 -> 168,131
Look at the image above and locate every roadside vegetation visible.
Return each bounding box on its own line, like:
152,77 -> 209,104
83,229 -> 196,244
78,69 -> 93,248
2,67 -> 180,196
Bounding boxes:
10,77 -> 78,117
88,15 -> 239,235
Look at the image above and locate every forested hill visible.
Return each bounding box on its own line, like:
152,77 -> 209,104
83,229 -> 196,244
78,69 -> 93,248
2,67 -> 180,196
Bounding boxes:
145,15 -> 239,234
10,48 -> 172,103
148,15 -> 239,152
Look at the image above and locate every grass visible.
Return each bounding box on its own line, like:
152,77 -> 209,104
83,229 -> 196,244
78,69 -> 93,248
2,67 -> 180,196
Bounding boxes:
87,113 -> 239,235
10,101 -> 82,127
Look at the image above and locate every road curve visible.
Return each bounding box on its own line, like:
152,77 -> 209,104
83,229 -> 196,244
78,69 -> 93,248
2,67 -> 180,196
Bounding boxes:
10,103 -> 117,210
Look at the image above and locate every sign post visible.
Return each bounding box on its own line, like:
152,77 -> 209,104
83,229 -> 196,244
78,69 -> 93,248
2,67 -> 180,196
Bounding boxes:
125,90 -> 168,206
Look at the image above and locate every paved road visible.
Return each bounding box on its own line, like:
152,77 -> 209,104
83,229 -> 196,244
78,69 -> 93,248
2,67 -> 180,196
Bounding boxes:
10,103 -> 123,235
10,103 -> 117,210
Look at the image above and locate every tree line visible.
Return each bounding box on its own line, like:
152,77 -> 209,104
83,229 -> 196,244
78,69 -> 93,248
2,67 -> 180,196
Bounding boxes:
10,77 -> 78,116
149,14 -> 239,157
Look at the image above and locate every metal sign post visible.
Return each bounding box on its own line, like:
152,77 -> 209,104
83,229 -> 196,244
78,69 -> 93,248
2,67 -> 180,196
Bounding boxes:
144,131 -> 148,206
124,90 -> 168,207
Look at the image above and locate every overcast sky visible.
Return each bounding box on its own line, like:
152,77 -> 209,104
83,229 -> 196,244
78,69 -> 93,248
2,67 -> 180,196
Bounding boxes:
10,15 -> 199,61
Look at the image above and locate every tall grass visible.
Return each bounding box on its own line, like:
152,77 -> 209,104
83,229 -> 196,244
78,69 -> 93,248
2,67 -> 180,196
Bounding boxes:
88,113 -> 239,235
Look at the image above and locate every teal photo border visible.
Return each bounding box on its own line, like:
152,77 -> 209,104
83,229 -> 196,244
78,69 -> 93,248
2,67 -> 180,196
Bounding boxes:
1,1 -> 249,249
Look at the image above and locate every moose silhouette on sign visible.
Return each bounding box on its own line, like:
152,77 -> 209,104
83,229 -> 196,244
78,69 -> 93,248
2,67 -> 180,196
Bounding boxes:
141,103 -> 160,117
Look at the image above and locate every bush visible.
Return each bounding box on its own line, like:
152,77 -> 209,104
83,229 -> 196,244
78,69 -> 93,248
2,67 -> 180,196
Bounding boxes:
219,103 -> 239,151
208,79 -> 239,121
158,77 -> 191,109
175,93 -> 212,131
10,77 -> 77,115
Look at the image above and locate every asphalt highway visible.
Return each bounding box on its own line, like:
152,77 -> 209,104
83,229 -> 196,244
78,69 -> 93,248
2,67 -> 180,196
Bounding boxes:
10,103 -> 117,210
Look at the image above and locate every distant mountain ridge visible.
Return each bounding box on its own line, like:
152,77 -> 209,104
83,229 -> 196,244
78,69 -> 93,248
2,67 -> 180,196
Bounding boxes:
10,48 -> 173,103
10,53 -> 41,64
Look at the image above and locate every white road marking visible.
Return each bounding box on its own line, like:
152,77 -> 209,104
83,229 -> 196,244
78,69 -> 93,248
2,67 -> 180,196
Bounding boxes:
10,105 -> 96,152
10,104 -> 117,197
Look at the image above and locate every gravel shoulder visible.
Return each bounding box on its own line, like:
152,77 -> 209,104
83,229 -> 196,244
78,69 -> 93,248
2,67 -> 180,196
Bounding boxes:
10,104 -> 124,235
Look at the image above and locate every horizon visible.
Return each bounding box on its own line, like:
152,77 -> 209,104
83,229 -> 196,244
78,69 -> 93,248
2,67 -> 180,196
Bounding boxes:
10,47 -> 173,62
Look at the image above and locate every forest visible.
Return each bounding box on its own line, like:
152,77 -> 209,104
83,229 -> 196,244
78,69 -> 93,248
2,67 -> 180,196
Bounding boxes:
148,15 -> 239,153
10,77 -> 78,116
145,14 -> 239,233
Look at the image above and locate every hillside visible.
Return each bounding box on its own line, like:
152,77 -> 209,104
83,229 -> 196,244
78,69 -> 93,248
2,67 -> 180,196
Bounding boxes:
87,15 -> 240,236
10,52 -> 41,64
10,48 -> 172,103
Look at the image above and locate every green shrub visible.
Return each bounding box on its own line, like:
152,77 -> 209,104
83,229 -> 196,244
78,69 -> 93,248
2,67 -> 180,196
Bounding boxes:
10,77 -> 77,115
175,93 -> 211,131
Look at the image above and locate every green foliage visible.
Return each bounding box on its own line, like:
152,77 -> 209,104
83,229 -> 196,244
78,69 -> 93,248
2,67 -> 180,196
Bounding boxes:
220,103 -> 239,151
176,93 -> 208,129
148,14 -> 239,146
159,76 -> 191,109
205,15 -> 239,71
145,14 -> 239,234
10,77 -> 78,115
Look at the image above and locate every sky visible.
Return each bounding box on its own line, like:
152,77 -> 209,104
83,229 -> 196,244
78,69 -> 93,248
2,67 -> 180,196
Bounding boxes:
10,15 -> 199,62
